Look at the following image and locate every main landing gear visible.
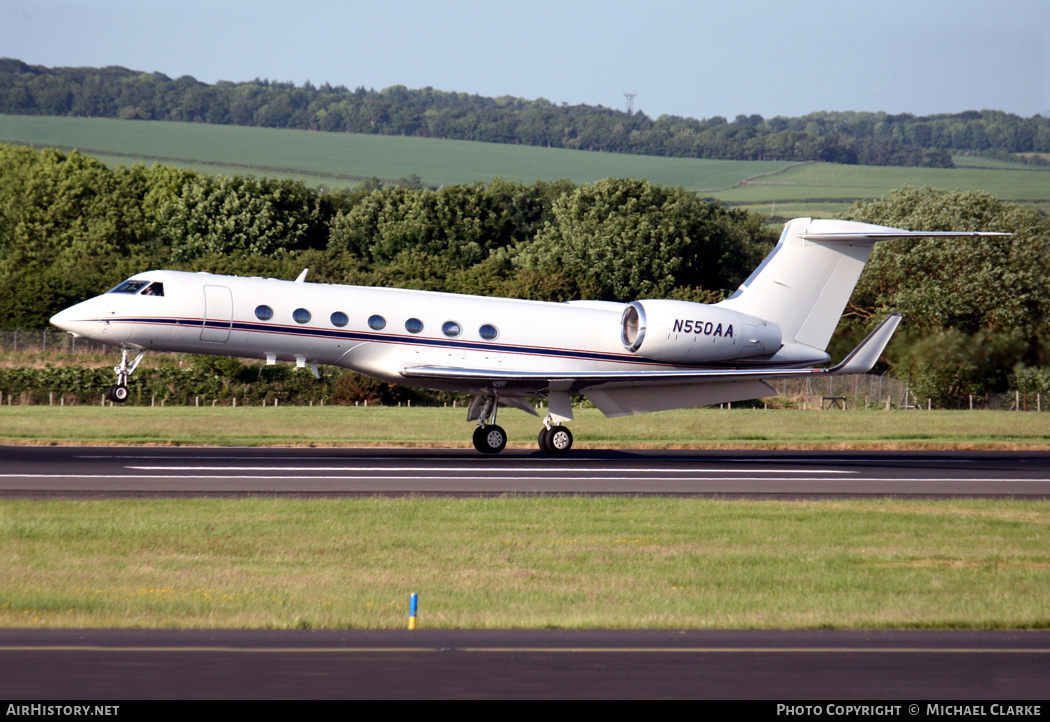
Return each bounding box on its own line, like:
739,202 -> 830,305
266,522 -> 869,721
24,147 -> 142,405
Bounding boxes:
470,395 -> 508,454
105,348 -> 146,403
538,423 -> 573,455
468,393 -> 574,455
472,424 -> 508,454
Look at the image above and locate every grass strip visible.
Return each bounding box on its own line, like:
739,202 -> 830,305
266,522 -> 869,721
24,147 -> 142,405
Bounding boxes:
1,497 -> 1048,629
2,407 -> 1050,449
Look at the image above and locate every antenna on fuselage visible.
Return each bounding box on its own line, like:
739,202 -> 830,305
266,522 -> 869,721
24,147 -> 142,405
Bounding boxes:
295,268 -> 309,284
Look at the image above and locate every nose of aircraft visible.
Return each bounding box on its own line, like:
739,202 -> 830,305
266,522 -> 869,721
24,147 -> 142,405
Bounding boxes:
50,300 -> 100,338
49,305 -> 79,334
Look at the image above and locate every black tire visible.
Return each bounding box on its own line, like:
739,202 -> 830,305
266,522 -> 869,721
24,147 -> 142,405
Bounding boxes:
106,384 -> 129,403
547,426 -> 573,455
538,427 -> 554,454
473,425 -> 507,454
538,426 -> 573,455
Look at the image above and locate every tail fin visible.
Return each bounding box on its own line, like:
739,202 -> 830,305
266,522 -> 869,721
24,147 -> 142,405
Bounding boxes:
717,218 -> 1008,352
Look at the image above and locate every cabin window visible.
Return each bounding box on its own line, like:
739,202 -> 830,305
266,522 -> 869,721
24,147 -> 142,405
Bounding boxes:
442,321 -> 462,337
405,318 -> 424,334
368,315 -> 386,331
479,324 -> 499,340
255,305 -> 274,321
330,311 -> 349,327
108,280 -> 149,294
140,282 -> 164,296
293,308 -> 312,324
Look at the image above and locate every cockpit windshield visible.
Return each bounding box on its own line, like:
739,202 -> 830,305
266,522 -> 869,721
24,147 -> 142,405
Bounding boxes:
108,280 -> 149,294
107,280 -> 164,296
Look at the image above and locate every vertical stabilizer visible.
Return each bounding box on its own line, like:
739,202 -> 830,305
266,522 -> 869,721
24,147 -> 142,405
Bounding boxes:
715,219 -> 887,351
716,218 -> 1009,352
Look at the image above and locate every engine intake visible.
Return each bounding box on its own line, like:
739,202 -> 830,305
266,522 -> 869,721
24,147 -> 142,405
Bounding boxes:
621,300 -> 781,364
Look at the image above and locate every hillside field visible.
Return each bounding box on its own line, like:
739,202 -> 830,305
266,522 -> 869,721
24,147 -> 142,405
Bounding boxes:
4,114 -> 1048,218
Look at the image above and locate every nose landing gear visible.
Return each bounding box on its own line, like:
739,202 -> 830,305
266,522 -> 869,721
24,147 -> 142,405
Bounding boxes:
106,348 -> 146,404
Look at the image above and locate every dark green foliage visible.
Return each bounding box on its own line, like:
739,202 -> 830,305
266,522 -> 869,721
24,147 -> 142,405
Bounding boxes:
326,178 -> 572,292
846,186 -> 1050,333
162,174 -> 331,261
514,178 -> 775,301
840,186 -> 1050,404
0,145 -> 165,326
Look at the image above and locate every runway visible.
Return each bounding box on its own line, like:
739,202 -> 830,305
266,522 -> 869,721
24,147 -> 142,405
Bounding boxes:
2,629 -> 1049,699
2,444 -> 1050,497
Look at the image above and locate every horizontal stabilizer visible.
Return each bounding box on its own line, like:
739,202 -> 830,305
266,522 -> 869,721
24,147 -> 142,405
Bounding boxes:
800,231 -> 1011,242
828,313 -> 902,375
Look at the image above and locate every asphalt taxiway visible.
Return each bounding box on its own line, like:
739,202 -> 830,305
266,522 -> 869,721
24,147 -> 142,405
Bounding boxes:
2,629 -> 1049,699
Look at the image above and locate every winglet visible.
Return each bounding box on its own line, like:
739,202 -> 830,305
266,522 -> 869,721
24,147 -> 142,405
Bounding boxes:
828,313 -> 902,375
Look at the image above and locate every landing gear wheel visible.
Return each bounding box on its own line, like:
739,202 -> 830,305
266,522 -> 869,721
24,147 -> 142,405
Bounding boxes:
538,427 -> 554,454
539,426 -> 573,455
106,384 -> 129,403
473,425 -> 507,454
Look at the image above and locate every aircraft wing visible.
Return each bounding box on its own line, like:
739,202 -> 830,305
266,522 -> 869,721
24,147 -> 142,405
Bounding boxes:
400,314 -> 902,415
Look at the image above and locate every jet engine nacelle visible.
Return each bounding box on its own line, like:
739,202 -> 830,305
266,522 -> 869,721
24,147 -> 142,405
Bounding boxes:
621,300 -> 781,364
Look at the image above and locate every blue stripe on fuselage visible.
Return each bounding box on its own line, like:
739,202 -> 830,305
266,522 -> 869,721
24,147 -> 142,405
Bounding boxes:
101,316 -> 668,367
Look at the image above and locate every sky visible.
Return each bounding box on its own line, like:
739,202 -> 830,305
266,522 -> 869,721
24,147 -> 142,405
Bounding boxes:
2,0 -> 1048,120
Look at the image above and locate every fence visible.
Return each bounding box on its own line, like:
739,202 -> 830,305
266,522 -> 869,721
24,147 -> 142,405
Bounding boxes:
0,329 -> 111,356
766,376 -> 1044,411
768,374 -> 909,409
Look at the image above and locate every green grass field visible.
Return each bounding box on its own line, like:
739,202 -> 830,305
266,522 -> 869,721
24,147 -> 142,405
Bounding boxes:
2,406 -> 1050,448
3,114 -> 1047,218
0,114 -> 789,191
2,496 -> 1048,629
719,160 -> 1050,218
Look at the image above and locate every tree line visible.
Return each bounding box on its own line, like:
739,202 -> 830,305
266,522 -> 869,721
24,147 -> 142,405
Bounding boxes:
6,59 -> 1049,167
2,143 -> 1049,404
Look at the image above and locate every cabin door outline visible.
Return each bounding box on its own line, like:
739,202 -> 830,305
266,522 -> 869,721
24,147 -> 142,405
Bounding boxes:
201,285 -> 233,342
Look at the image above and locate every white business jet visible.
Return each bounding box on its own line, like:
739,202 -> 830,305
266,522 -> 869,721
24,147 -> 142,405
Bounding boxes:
49,217 -> 1005,454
